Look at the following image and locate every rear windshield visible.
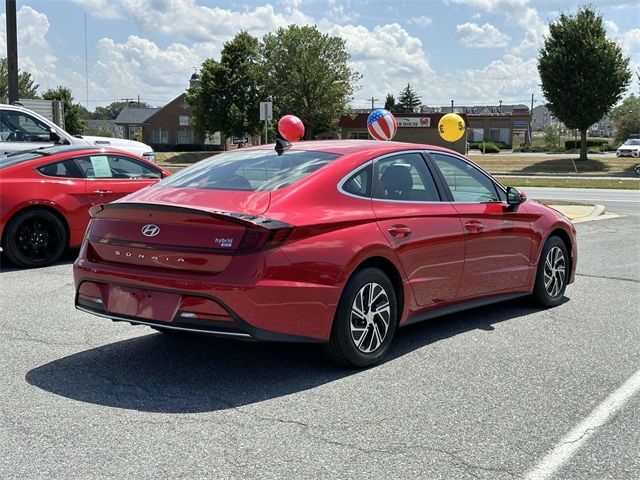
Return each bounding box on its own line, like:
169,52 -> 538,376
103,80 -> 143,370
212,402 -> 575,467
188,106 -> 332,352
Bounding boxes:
158,149 -> 340,191
0,151 -> 47,169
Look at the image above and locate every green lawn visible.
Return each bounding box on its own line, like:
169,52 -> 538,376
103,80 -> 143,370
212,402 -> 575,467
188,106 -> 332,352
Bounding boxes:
469,154 -> 638,176
496,176 -> 639,190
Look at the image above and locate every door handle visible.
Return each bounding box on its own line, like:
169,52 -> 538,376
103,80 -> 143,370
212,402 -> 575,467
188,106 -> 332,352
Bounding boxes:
92,190 -> 113,196
388,225 -> 412,239
464,221 -> 484,233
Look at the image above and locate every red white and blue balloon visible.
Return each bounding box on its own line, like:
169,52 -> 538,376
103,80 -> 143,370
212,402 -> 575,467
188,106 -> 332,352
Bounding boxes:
367,109 -> 398,141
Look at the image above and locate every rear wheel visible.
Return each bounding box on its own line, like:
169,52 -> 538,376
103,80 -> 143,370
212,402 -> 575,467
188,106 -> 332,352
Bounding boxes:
3,209 -> 67,268
532,236 -> 569,307
323,268 -> 397,367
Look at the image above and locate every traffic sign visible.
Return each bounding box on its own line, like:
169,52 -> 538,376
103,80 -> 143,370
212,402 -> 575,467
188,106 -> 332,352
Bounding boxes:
232,137 -> 249,145
260,101 -> 273,121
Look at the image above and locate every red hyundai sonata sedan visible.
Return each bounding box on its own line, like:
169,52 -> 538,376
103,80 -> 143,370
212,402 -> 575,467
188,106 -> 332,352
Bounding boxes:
0,146 -> 169,267
74,140 -> 576,366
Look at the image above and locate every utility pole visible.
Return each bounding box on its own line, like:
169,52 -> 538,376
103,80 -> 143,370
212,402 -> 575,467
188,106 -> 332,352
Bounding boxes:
451,100 -> 454,113
137,94 -> 141,107
369,96 -> 378,111
6,0 -> 19,103
499,100 -> 503,113
529,93 -> 535,146
121,98 -> 135,107
84,12 -> 89,109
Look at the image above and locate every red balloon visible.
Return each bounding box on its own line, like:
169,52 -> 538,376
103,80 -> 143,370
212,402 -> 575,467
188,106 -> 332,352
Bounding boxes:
278,115 -> 305,142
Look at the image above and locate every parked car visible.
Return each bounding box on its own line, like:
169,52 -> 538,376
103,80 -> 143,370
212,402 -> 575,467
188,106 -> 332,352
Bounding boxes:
74,140 -> 577,367
0,146 -> 170,267
616,139 -> 640,157
0,103 -> 156,162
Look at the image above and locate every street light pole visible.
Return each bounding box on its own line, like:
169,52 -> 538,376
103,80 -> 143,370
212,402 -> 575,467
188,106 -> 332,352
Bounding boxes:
5,0 -> 19,104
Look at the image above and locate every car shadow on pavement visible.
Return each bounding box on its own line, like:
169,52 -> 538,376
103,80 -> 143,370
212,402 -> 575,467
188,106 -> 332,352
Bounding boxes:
0,249 -> 78,273
26,297 -> 555,414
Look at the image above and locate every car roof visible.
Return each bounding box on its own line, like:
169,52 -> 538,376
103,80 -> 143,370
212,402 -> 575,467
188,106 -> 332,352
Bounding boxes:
243,139 -> 460,156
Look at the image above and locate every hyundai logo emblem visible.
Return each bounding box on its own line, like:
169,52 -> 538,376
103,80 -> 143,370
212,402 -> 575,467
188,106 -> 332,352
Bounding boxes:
141,224 -> 160,237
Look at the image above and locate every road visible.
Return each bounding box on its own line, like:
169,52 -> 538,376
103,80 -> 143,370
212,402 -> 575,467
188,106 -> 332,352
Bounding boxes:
524,186 -> 640,216
1,188 -> 639,479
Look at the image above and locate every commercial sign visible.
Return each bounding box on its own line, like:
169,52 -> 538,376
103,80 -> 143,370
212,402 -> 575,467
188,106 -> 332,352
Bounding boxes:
396,117 -> 431,128
513,120 -> 528,127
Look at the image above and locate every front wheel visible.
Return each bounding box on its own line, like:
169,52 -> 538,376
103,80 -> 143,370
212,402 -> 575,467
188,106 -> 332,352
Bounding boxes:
2,209 -> 67,268
323,268 -> 397,367
532,236 -> 569,307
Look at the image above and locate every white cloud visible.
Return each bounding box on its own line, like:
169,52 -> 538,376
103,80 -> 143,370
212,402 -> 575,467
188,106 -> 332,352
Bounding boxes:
0,6 -> 58,88
408,16 -> 433,27
605,20 -> 620,37
115,0 -> 312,43
92,35 -> 203,101
70,0 -> 122,19
448,0 -> 546,54
622,28 -> 640,56
456,22 -> 510,48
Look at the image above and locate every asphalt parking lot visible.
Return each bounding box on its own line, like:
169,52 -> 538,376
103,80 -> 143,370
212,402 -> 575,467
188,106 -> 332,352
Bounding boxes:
1,192 -> 638,479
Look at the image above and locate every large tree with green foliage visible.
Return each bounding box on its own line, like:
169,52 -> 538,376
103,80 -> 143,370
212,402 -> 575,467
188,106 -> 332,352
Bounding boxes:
396,83 -> 421,112
0,58 -> 39,100
610,95 -> 640,144
42,86 -> 85,135
384,93 -> 396,112
188,31 -> 262,144
261,25 -> 361,138
538,6 -> 631,160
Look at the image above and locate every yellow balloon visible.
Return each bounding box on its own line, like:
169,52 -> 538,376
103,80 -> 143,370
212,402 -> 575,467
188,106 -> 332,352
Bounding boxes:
438,113 -> 466,142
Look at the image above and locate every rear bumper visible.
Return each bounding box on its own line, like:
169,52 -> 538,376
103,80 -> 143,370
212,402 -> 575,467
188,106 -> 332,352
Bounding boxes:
73,258 -> 340,342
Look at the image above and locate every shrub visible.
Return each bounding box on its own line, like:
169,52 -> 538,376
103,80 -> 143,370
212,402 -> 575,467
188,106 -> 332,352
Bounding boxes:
564,139 -> 608,150
481,142 -> 501,153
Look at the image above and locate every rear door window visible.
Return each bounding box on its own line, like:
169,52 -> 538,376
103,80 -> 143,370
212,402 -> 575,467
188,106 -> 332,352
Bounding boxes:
159,149 -> 340,191
37,160 -> 84,178
373,153 -> 440,202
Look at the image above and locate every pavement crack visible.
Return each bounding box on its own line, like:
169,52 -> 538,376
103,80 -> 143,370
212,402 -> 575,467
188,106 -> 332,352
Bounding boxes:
576,273 -> 639,284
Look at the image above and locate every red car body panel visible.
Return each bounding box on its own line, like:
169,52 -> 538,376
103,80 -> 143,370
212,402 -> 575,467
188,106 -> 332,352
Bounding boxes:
0,147 -> 169,249
73,141 -> 577,342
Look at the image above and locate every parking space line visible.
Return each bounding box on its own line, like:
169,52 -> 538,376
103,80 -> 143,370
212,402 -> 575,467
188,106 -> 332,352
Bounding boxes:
523,368 -> 640,480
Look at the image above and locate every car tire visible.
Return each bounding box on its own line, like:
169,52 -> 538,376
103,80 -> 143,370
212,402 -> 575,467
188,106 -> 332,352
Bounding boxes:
3,208 -> 67,268
532,236 -> 569,308
323,267 -> 397,368
634,164 -> 640,176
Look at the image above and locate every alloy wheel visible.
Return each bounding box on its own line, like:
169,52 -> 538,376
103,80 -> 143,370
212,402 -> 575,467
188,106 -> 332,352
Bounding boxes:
543,245 -> 566,298
349,282 -> 391,353
15,217 -> 61,263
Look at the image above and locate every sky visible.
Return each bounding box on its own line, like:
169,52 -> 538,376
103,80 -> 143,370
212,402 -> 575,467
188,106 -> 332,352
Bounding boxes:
1,0 -> 639,111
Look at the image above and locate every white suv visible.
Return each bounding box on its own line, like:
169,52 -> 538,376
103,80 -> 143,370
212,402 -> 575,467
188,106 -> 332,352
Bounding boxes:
0,104 -> 155,162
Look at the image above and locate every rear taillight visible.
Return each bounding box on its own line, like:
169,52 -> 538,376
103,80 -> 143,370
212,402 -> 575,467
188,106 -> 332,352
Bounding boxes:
237,227 -> 292,253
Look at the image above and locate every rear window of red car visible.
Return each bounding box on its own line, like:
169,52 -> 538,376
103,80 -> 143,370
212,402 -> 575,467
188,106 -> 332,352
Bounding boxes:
157,149 -> 340,191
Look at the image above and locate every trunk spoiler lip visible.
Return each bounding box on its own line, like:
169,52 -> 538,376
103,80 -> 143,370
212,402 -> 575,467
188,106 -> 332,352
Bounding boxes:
90,201 -> 292,231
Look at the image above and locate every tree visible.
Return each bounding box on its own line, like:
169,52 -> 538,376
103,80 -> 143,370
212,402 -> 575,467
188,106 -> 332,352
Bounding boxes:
42,86 -> 86,135
610,95 -> 640,144
0,58 -> 39,100
261,25 -> 361,138
538,6 -> 631,160
396,83 -> 421,112
188,31 -> 262,145
543,124 -> 559,149
384,93 -> 396,112
91,101 -> 151,120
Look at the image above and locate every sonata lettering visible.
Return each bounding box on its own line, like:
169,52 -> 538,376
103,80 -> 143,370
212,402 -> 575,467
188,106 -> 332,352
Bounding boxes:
113,250 -> 184,263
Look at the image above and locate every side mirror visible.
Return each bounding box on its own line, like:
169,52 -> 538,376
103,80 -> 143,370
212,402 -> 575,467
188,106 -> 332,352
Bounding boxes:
506,186 -> 527,205
49,129 -> 61,143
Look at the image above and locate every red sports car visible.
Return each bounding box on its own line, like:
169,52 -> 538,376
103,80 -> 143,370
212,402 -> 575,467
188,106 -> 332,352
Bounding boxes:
1,146 -> 169,267
74,140 -> 576,366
